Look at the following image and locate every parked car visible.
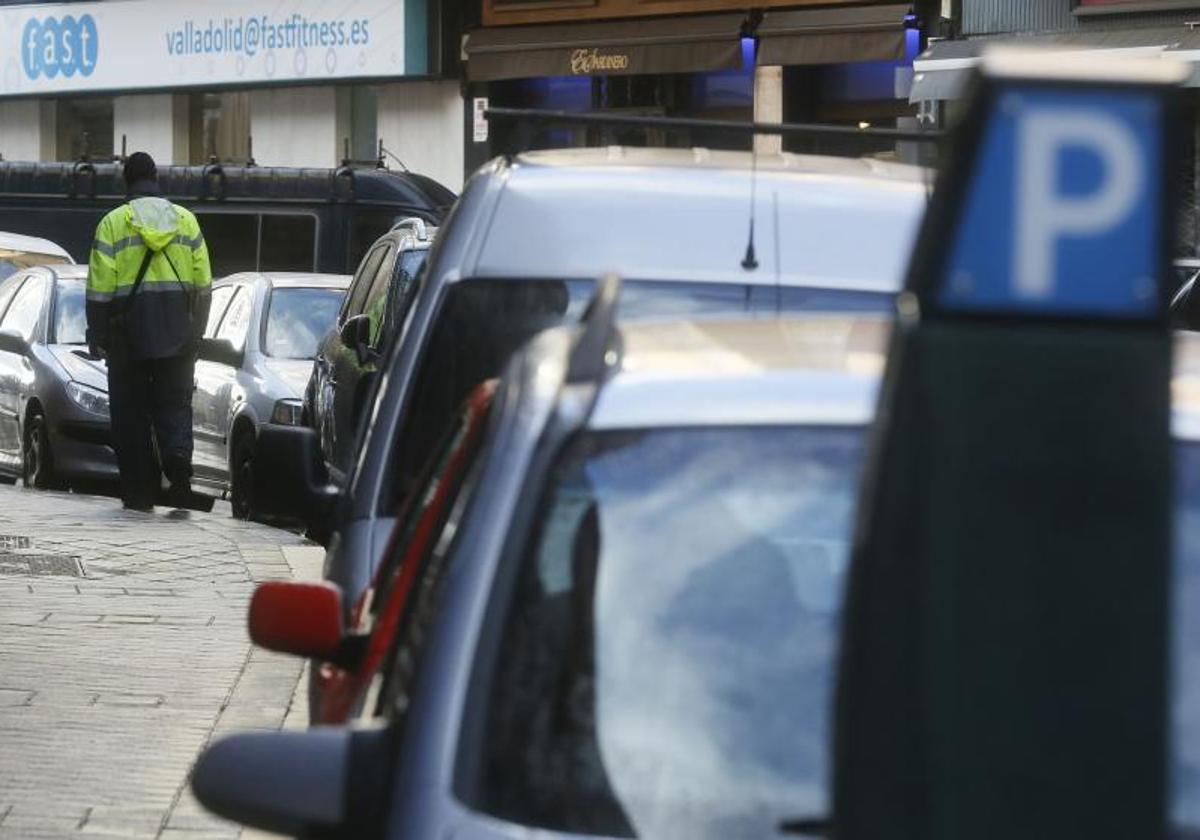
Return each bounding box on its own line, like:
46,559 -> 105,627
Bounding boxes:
194,300 -> 890,835
193,272 -> 350,518
0,231 -> 73,282
254,146 -> 930,614
196,300 -> 1200,839
0,161 -> 454,274
0,264 -> 114,489
308,217 -> 436,486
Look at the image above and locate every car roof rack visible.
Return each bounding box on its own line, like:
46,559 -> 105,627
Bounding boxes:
485,107 -> 945,145
566,273 -> 622,385
389,216 -> 432,241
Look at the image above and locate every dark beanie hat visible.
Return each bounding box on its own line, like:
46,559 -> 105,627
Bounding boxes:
124,152 -> 157,187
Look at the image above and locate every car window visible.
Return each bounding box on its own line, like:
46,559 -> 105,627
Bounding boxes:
345,243 -> 391,321
53,279 -> 87,345
379,247 -> 429,348
0,274 -> 28,322
205,286 -> 237,338
1,273 -> 47,342
464,425 -> 866,837
195,213 -> 259,276
214,287 -> 252,350
386,279 -> 589,510
264,287 -> 345,360
363,248 -> 398,348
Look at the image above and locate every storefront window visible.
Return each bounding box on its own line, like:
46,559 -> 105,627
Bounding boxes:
189,92 -> 250,164
56,98 -> 114,161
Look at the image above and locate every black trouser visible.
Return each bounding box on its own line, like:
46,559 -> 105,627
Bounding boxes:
107,353 -> 195,506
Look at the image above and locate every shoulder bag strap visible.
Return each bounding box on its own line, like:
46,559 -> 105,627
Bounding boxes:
121,244 -> 155,316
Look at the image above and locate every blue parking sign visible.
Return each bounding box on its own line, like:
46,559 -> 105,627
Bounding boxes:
937,87 -> 1164,318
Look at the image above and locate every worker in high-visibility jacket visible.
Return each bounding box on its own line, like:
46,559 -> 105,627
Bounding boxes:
86,152 -> 212,511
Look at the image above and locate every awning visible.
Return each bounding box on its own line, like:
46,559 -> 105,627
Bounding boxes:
757,3 -> 913,67
465,13 -> 745,82
911,28 -> 1200,103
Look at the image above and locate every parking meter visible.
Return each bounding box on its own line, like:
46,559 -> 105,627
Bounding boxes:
832,53 -> 1186,840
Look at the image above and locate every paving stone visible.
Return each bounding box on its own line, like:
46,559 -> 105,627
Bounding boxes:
0,485 -> 314,838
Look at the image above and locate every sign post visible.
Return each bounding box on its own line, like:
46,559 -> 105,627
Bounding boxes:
833,53 -> 1186,840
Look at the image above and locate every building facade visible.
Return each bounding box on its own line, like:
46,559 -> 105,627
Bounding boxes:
0,0 -> 467,191
463,0 -> 943,170
911,0 -> 1200,253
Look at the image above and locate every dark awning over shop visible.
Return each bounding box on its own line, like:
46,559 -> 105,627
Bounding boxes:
911,28 -> 1200,102
465,13 -> 745,82
756,3 -> 913,67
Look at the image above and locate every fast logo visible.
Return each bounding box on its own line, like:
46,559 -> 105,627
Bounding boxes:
23,15 -> 98,80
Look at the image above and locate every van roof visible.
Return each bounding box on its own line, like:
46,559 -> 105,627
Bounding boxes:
0,161 -> 455,214
473,149 -> 928,292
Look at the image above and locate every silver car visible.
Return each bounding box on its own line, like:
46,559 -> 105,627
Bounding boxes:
193,272 -> 349,518
0,264 -> 115,489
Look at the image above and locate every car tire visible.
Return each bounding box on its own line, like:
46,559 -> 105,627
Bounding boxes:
23,412 -> 62,491
230,432 -> 256,521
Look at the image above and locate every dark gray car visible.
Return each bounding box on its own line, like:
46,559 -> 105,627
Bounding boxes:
0,264 -> 115,489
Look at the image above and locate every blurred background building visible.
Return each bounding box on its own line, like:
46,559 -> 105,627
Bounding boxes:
0,0 -> 467,190
910,0 -> 1200,254
463,0 -> 948,168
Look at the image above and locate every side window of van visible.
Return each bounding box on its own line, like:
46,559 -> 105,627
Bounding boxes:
193,213 -> 319,276
196,214 -> 258,276
261,215 -> 317,272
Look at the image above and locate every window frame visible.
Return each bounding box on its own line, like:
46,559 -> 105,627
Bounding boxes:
0,271 -> 49,343
213,285 -> 253,351
192,209 -> 321,275
204,285 -> 238,339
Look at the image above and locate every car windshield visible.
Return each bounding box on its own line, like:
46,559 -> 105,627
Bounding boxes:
54,279 -> 87,345
0,251 -> 69,283
264,287 -> 345,359
471,429 -> 1200,838
473,426 -> 863,838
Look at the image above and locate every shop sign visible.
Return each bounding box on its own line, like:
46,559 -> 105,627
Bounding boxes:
0,0 -> 409,97
570,48 -> 630,74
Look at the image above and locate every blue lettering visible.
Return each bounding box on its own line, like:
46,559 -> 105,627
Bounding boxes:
22,19 -> 42,80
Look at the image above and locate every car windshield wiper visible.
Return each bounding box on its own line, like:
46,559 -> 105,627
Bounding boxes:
779,816 -> 830,837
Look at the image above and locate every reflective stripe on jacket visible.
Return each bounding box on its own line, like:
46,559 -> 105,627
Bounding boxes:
86,197 -> 212,359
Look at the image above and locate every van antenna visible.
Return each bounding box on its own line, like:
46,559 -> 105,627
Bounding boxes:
120,134 -> 127,162
742,137 -> 760,271
773,190 -> 782,312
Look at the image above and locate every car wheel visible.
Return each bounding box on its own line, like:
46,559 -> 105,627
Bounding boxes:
230,432 -> 256,521
23,412 -> 61,491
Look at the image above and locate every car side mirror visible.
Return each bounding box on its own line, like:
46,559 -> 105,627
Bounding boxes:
198,337 -> 243,368
0,328 -> 30,355
340,314 -> 372,365
192,726 -> 391,837
251,424 -> 339,531
249,581 -> 344,659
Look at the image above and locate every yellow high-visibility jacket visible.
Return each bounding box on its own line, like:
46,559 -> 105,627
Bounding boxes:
86,195 -> 212,359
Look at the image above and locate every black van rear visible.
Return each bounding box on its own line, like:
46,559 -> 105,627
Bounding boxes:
0,161 -> 455,276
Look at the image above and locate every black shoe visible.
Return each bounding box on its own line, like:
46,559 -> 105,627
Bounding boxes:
165,481 -> 192,508
122,499 -> 154,513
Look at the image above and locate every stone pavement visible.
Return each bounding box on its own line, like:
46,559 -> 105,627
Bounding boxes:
0,484 -> 325,839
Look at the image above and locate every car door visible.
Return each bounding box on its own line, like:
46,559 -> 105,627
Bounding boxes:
322,241 -> 392,479
0,273 -> 33,467
314,380 -> 496,724
192,285 -> 245,483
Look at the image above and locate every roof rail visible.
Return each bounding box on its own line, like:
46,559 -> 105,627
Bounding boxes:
390,216 -> 430,241
567,273 -> 622,385
485,107 -> 945,144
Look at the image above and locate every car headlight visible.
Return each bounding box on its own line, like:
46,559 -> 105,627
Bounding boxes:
271,399 -> 304,426
66,381 -> 110,417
